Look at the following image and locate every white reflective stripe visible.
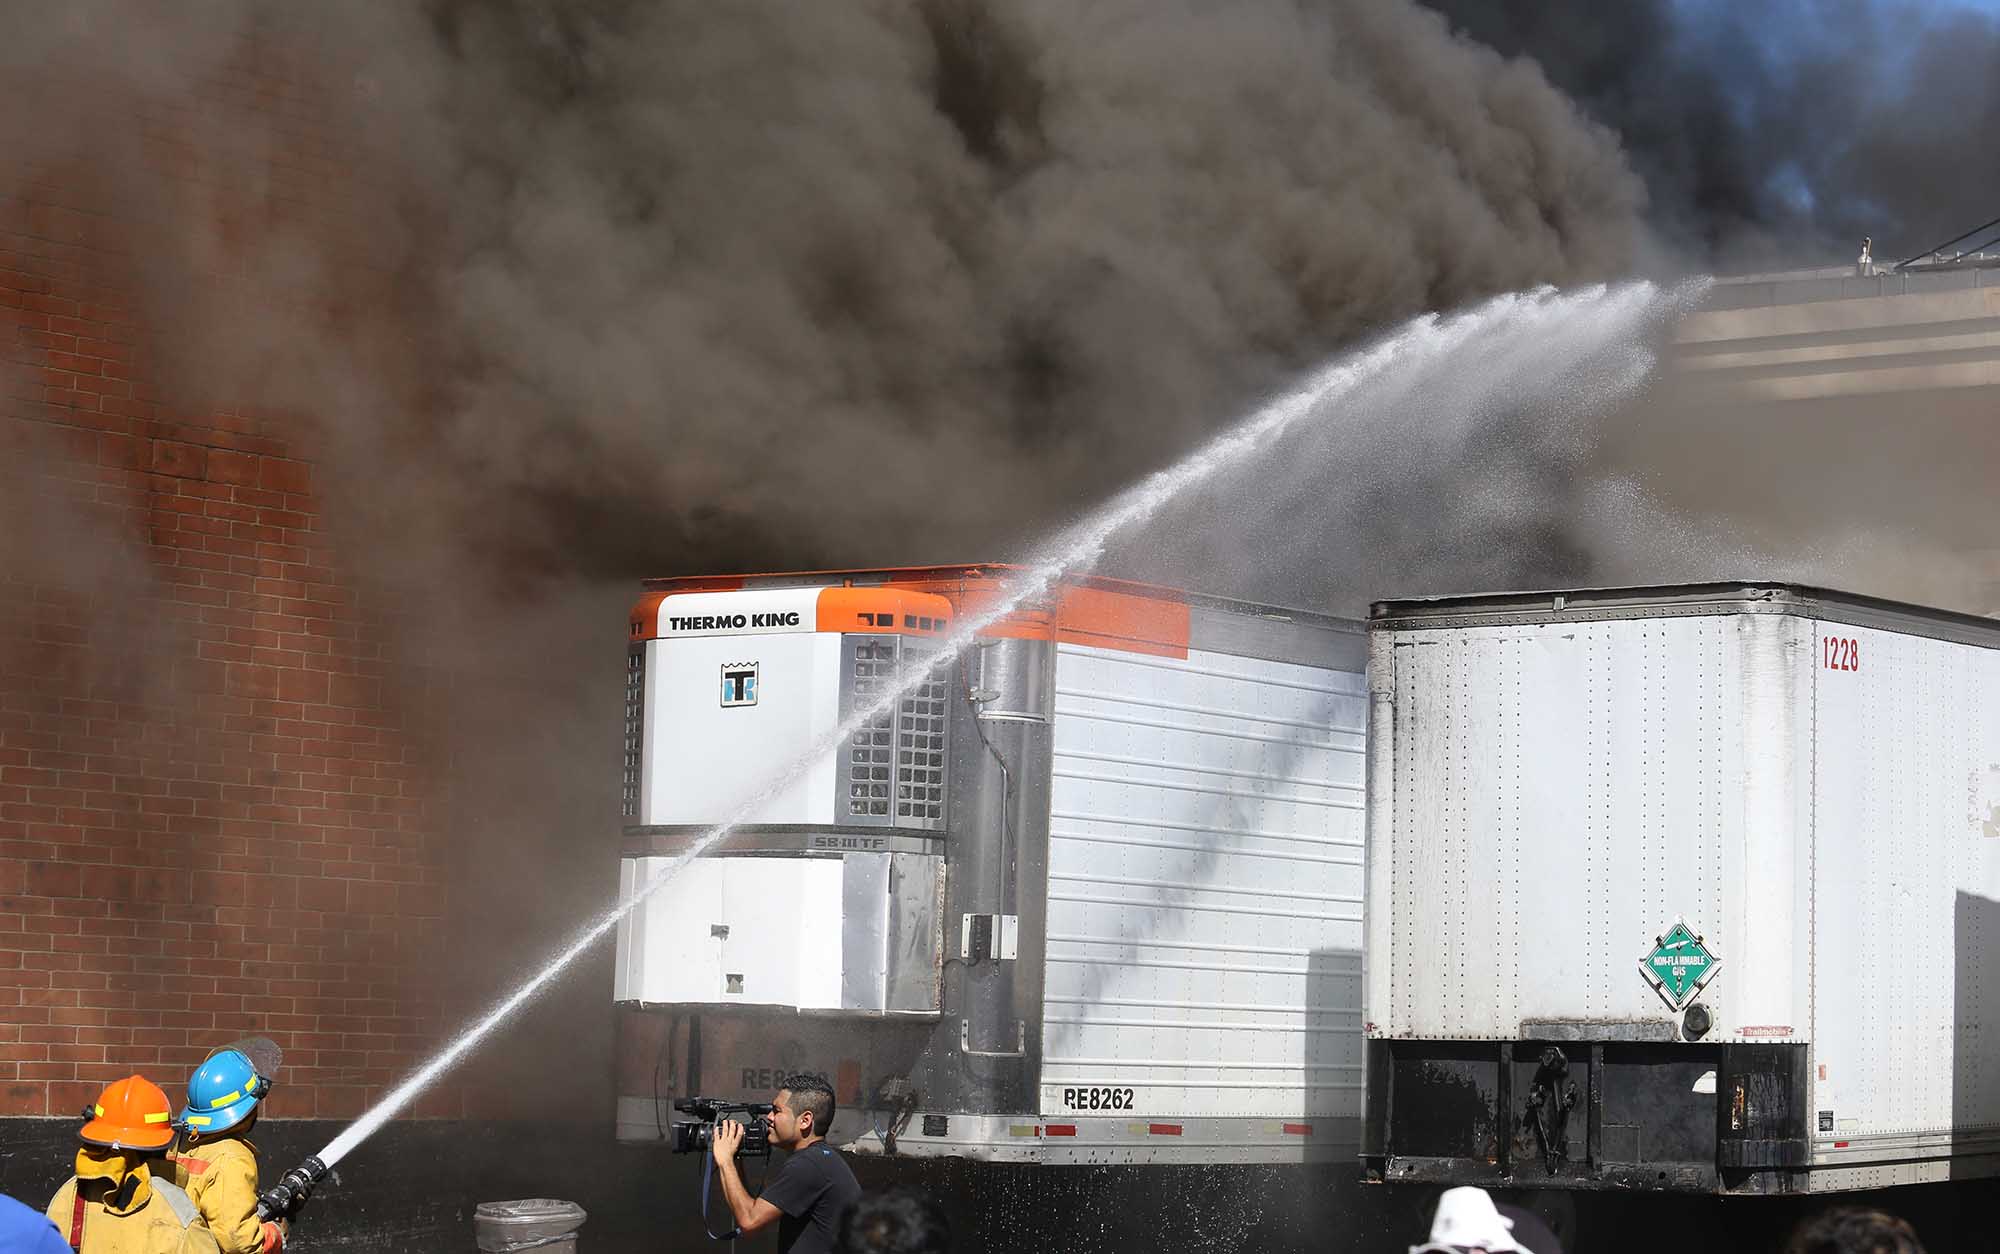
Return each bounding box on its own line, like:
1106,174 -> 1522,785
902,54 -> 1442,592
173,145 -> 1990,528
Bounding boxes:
154,1179 -> 199,1228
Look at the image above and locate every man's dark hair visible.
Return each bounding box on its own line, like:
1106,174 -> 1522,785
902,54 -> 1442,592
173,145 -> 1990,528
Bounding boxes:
779,1071 -> 836,1137
835,1186 -> 949,1254
1786,1207 -> 1925,1254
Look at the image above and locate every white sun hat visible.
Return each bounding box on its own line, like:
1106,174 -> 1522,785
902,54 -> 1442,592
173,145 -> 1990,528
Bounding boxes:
1407,1186 -> 1536,1254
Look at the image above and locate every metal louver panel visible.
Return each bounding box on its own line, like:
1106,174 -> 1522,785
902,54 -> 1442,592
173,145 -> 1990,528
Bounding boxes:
895,662 -> 948,822
841,636 -> 948,829
622,644 -> 645,818
847,640 -> 897,818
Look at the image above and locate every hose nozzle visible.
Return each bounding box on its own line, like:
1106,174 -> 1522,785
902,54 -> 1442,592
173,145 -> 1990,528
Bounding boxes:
255,1154 -> 328,1222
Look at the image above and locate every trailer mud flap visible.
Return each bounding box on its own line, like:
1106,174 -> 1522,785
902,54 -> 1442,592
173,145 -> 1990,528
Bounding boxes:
1363,1039 -> 1812,1193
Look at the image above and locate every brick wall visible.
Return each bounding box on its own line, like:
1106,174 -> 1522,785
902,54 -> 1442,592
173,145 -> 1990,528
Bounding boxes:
0,22 -> 467,1123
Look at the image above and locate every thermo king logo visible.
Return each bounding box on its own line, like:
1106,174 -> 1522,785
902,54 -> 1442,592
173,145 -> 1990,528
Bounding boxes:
720,662 -> 759,707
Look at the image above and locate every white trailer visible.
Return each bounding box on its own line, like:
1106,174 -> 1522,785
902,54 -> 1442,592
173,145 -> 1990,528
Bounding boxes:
613,566 -> 1367,1164
1362,583 -> 2000,1193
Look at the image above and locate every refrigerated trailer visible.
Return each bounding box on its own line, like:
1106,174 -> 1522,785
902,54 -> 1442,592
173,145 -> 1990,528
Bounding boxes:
1361,583 -> 2000,1194
613,566 -> 1368,1164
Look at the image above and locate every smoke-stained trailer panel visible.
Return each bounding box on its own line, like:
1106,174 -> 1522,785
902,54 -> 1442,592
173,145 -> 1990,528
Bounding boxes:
1361,582 -> 2000,1194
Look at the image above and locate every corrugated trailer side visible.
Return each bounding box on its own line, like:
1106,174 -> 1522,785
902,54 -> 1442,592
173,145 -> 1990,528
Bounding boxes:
1362,583 -> 2000,1195
1038,605 -> 1368,1164
1807,603 -> 2000,1188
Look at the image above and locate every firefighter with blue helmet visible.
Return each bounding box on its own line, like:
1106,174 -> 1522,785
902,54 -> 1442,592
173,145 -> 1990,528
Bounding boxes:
170,1049 -> 284,1254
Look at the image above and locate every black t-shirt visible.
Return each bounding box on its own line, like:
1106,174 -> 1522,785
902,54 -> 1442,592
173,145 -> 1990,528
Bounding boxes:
759,1141 -> 862,1254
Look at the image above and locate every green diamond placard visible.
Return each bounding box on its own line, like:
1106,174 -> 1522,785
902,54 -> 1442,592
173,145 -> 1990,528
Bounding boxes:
1640,920 -> 1718,1008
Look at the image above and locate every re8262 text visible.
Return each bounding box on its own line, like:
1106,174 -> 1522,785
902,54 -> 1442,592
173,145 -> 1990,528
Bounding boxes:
1060,1087 -> 1136,1111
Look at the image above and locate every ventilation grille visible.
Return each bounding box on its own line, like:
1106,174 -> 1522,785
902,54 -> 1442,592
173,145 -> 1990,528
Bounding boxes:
895,664 -> 948,822
847,640 -> 897,818
843,638 -> 948,827
622,644 -> 645,819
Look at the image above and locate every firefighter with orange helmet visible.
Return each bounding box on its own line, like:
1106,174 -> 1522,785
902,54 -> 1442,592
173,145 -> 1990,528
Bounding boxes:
168,1050 -> 283,1254
43,1075 -> 221,1254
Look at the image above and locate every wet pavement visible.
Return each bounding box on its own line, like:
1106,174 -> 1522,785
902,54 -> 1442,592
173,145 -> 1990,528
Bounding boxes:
2,1118 -> 1992,1251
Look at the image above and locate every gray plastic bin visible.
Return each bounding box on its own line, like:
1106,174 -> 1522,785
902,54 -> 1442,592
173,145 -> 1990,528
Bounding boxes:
474,1199 -> 588,1253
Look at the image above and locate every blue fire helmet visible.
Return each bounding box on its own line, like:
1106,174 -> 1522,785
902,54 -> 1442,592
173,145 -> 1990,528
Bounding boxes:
179,1049 -> 270,1135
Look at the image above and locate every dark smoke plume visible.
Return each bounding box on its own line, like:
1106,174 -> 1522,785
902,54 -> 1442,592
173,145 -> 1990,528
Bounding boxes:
15,1 -> 1655,582
1419,0 -> 2000,267
1,0 -> 1661,1114
372,0 -> 1648,579
10,0 -> 1995,1128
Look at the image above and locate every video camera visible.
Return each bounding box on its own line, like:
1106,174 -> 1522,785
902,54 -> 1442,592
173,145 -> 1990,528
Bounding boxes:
668,1097 -> 774,1158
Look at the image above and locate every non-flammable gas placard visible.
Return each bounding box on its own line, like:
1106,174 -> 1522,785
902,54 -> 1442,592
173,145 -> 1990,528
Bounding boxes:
1639,919 -> 1718,1008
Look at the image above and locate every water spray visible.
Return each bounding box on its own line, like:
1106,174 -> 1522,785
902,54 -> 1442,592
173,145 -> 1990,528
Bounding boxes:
271,280 -> 1690,1202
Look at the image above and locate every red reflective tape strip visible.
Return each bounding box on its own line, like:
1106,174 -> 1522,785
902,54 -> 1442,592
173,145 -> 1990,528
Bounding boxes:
1834,1141 -> 1850,1148
1045,1124 -> 1078,1137
1147,1123 -> 1183,1136
69,1190 -> 86,1252
1282,1123 -> 1313,1136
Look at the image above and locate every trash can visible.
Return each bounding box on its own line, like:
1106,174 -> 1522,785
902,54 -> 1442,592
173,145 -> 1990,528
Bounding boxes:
474,1199 -> 588,1254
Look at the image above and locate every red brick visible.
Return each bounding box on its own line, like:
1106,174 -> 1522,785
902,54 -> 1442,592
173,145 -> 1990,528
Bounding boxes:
261,1086 -> 314,1118
0,1082 -> 46,1115
223,664 -> 280,701
25,861 -> 80,897
76,303 -> 130,327
258,458 -> 310,494
258,508 -> 311,533
149,439 -> 206,479
346,881 -> 396,915
79,865 -> 135,900
74,337 -> 133,364
48,1080 -> 99,1114
135,869 -> 189,904
15,1061 -> 69,1081
315,1086 -> 368,1119
295,877 -> 344,914
0,113 -> 461,1121
205,449 -> 259,486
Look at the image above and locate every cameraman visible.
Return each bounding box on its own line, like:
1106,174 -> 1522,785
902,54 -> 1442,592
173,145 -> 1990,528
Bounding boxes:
711,1072 -> 861,1254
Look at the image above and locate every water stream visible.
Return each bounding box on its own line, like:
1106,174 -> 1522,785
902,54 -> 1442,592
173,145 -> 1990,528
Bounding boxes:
315,278 -> 1697,1170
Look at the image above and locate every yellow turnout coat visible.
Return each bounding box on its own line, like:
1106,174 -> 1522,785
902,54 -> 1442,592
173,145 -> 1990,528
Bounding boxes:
44,1151 -> 221,1254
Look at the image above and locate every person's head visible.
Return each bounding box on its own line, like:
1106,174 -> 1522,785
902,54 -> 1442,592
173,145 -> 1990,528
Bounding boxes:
78,1075 -> 176,1156
1411,1186 -> 1533,1254
74,1074 -> 176,1201
178,1048 -> 271,1141
768,1072 -> 837,1149
835,1186 -> 950,1254
1786,1207 -> 1925,1254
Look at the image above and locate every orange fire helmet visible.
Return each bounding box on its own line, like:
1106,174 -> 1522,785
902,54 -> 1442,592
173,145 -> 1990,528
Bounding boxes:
78,1075 -> 176,1151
